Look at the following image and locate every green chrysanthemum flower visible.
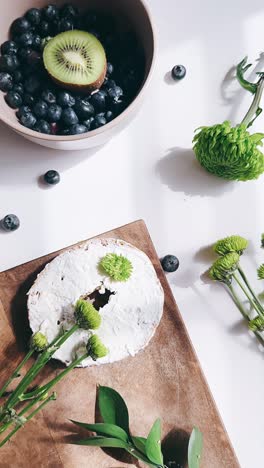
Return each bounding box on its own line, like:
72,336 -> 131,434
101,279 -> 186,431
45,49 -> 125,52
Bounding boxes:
257,264 -> 264,280
209,252 -> 240,283
214,235 -> 248,256
249,316 -> 264,332
100,253 -> 133,281
87,334 -> 108,360
74,300 -> 101,330
261,234 -> 264,248
193,121 -> 264,181
31,332 -> 48,352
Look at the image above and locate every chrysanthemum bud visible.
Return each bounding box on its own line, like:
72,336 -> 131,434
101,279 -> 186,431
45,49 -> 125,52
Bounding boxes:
74,300 -> 101,330
209,252 -> 240,283
31,332 -> 48,352
214,235 -> 248,256
87,334 -> 108,361
100,253 -> 132,281
257,264 -> 264,280
249,316 -> 264,331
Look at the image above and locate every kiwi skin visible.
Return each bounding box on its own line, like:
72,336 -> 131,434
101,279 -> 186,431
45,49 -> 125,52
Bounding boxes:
49,62 -> 107,94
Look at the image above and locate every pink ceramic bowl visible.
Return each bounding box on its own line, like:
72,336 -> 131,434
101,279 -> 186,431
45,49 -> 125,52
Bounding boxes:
0,0 -> 155,150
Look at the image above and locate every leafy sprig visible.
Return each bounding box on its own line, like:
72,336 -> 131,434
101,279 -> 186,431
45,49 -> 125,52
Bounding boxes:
71,386 -> 203,468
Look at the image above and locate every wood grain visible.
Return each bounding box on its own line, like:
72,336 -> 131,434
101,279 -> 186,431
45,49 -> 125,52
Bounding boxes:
0,220 -> 240,468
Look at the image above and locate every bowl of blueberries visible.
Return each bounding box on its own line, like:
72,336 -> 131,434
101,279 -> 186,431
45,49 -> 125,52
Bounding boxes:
0,0 -> 155,150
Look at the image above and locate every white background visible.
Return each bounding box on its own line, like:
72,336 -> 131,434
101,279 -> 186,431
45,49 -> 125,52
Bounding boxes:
1,1 -> 264,466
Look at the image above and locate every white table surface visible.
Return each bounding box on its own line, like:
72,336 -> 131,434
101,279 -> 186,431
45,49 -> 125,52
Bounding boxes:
1,1 -> 264,466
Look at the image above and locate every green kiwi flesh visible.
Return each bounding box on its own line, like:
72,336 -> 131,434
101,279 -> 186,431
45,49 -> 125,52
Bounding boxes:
43,30 -> 107,93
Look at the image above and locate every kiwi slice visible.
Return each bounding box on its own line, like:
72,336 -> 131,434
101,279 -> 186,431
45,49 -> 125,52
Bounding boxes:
43,30 -> 107,93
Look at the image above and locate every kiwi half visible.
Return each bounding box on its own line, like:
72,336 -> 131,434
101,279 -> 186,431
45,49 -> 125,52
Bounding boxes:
43,30 -> 107,93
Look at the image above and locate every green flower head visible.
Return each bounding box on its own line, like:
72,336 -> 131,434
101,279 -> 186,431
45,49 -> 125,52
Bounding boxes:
74,300 -> 101,330
193,121 -> 264,181
257,264 -> 264,280
100,253 -> 133,282
87,334 -> 108,361
214,235 -> 248,256
261,234 -> 264,248
249,316 -> 264,332
209,252 -> 240,283
31,332 -> 48,352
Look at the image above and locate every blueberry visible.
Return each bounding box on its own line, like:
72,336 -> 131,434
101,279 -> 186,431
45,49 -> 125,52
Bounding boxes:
61,107 -> 78,126
1,214 -> 20,232
60,128 -> 70,136
34,119 -> 51,134
41,89 -> 56,104
82,116 -> 94,130
0,72 -> 13,92
90,91 -> 106,111
18,32 -> 34,47
18,48 -> 32,61
69,124 -> 87,135
92,113 -> 107,129
23,93 -> 35,106
32,35 -> 42,51
11,17 -> 31,36
61,4 -> 79,18
20,112 -> 37,128
33,100 -> 48,118
59,18 -> 74,32
5,91 -> 23,109
24,76 -> 40,93
50,122 -> 59,134
13,70 -> 23,83
106,110 -> 114,122
39,21 -> 51,37
26,50 -> 42,67
171,65 -> 186,81
104,79 -> 116,90
106,62 -> 114,75
107,85 -> 123,102
57,91 -> 75,107
43,5 -> 59,21
12,83 -> 24,95
26,8 -> 42,26
44,170 -> 60,185
0,55 -> 19,73
17,105 -> 31,118
47,104 -> 62,122
74,98 -> 94,119
1,40 -> 18,56
161,255 -> 179,273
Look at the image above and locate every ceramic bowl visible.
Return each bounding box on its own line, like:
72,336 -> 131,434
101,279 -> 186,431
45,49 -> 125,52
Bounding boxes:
0,0 -> 155,150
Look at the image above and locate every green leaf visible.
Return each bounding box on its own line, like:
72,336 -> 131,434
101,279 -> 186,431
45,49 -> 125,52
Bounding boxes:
131,436 -> 147,454
127,446 -> 160,467
145,419 -> 163,465
188,427 -> 203,468
73,436 -> 129,449
70,421 -> 128,442
98,386 -> 129,434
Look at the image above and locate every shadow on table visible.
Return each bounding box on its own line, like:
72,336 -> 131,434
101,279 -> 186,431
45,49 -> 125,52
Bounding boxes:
156,147 -> 235,198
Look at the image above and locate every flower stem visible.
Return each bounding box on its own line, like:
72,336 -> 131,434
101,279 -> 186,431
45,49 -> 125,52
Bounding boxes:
238,267 -> 264,318
241,77 -> 264,128
0,349 -> 34,400
233,273 -> 261,315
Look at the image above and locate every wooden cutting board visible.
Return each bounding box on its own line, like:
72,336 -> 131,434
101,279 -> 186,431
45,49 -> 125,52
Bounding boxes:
0,220 -> 239,468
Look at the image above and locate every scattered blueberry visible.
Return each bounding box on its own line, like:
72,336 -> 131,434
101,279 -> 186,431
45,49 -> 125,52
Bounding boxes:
26,50 -> 42,67
12,83 -> 24,95
171,65 -> 186,81
24,76 -> 40,94
41,89 -> 56,104
33,100 -> 48,118
69,124 -> 87,135
59,18 -> 74,32
39,20 -> 51,37
90,91 -> 106,111
32,35 -> 42,51
107,85 -> 123,102
1,214 -> 20,232
0,73 -> 13,92
13,70 -> 23,83
17,105 -> 31,118
26,8 -> 42,26
1,41 -> 18,56
5,91 -> 23,109
0,55 -> 19,73
161,255 -> 180,273
11,17 -> 31,36
18,32 -> 34,48
34,120 -> 51,134
82,116 -> 94,130
74,98 -> 94,119
43,4 -> 59,21
106,110 -> 114,122
20,112 -> 37,128
18,48 -> 31,62
57,91 -> 75,107
104,79 -> 116,90
92,113 -> 107,129
44,170 -> 60,185
106,62 -> 114,75
47,104 -> 62,122
23,94 -> 35,106
61,107 -> 78,126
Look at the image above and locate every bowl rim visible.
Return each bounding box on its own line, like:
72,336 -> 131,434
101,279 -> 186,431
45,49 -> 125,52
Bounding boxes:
0,0 -> 156,142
